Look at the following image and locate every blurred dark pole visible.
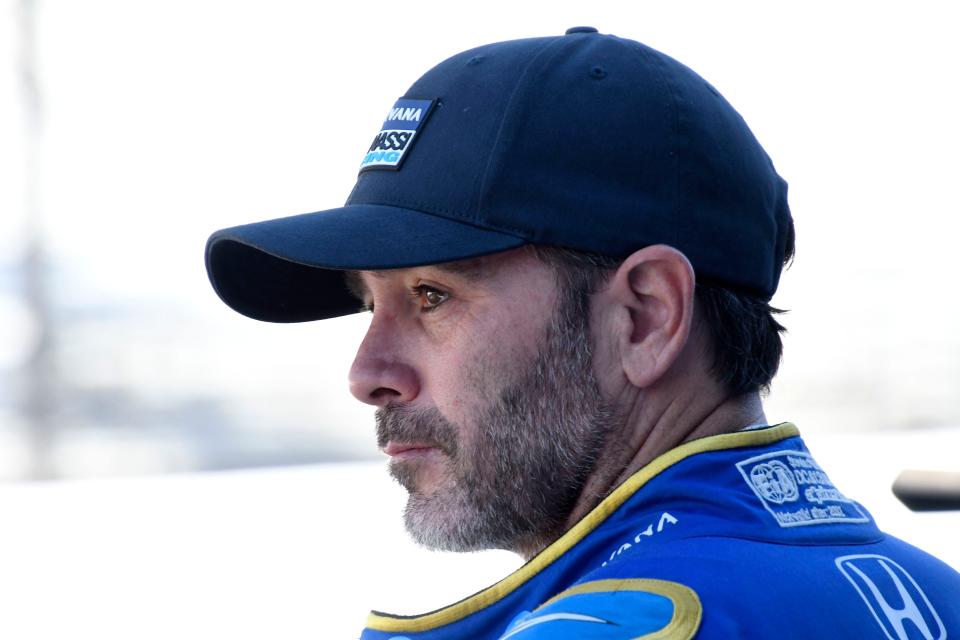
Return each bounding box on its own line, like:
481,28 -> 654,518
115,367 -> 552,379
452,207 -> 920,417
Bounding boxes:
893,470 -> 960,512
19,0 -> 57,480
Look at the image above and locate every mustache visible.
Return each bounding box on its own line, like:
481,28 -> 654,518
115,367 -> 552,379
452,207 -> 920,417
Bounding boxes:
375,405 -> 460,456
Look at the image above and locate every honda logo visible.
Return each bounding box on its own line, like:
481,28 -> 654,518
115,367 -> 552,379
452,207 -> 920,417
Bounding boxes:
836,554 -> 946,640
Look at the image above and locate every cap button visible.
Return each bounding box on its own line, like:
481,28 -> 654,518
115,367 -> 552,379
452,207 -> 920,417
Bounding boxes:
565,26 -> 598,35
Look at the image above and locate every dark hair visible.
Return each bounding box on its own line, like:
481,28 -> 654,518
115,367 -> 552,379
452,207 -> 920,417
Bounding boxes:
531,227 -> 795,396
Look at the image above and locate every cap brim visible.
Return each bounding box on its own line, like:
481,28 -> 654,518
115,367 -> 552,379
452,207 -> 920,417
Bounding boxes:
205,203 -> 527,322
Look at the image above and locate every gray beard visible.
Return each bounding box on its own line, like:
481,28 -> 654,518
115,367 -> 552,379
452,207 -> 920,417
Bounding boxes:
375,290 -> 616,553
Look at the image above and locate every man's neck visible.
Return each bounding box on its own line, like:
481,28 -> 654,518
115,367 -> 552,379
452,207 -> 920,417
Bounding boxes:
515,391 -> 766,561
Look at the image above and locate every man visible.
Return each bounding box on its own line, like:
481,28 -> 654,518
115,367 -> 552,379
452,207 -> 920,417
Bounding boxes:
206,28 -> 960,639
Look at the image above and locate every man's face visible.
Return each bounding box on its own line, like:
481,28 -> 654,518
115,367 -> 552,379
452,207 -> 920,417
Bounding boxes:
348,248 -> 616,553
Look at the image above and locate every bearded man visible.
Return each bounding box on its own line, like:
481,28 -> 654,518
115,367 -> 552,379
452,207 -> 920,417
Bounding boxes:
206,27 -> 960,640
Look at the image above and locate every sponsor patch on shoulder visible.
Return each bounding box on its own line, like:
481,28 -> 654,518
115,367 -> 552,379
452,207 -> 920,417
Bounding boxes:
497,579 -> 701,640
736,450 -> 870,528
359,98 -> 436,173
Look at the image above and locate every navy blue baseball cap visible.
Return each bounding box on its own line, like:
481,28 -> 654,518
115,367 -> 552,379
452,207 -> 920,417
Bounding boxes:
206,27 -> 792,322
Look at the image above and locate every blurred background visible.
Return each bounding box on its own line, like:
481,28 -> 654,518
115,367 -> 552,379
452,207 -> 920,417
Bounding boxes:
1,1 -> 958,638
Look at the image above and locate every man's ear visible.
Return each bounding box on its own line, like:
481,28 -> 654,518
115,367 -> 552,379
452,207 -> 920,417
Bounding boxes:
605,245 -> 695,389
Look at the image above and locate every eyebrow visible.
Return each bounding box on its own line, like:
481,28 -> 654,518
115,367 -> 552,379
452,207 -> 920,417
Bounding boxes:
342,256 -> 492,301
430,256 -> 489,280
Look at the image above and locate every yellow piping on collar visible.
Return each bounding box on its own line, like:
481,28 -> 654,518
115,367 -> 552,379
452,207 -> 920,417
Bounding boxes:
366,422 -> 800,633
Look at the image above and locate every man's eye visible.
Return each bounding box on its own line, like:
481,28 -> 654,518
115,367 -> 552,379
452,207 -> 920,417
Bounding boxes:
411,285 -> 449,311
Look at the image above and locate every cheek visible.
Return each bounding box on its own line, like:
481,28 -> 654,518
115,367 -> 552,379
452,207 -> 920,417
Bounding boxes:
421,274 -> 556,420
416,328 -> 479,421
470,322 -> 544,400
421,319 -> 524,423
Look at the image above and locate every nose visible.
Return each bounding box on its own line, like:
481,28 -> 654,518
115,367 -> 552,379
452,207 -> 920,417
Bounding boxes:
348,315 -> 420,407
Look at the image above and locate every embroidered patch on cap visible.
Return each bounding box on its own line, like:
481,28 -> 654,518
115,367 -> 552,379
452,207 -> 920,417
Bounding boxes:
359,98 -> 436,173
735,450 -> 870,528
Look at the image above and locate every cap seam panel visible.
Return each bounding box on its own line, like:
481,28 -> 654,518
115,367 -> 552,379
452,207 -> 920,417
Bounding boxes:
621,39 -> 683,249
474,36 -> 568,235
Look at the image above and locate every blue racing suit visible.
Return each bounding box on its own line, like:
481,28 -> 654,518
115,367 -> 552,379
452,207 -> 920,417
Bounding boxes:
360,424 -> 960,639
